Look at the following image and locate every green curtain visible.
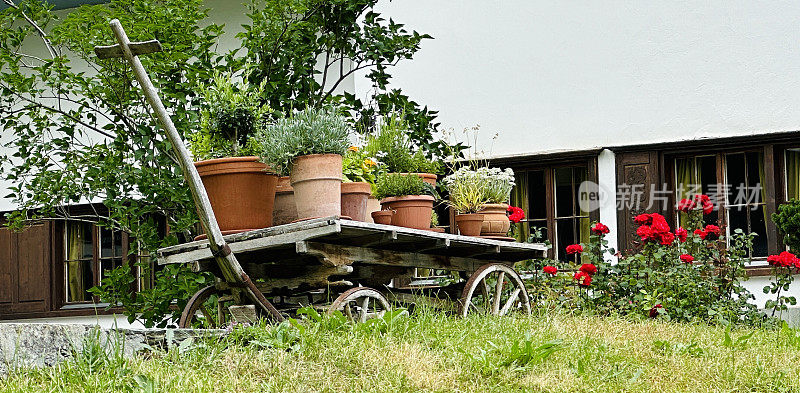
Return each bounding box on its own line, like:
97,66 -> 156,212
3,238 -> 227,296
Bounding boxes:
66,222 -> 85,302
510,172 -> 530,242
675,158 -> 699,228
787,150 -> 800,200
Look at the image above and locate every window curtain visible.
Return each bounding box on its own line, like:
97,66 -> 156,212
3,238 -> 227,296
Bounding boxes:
67,222 -> 84,302
510,172 -> 530,242
786,150 -> 800,200
675,158 -> 699,228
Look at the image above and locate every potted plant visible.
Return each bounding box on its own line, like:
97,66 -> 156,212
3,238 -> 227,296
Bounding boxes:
188,76 -> 277,234
374,173 -> 437,229
442,168 -> 488,236
253,107 -> 350,221
342,146 -> 382,221
475,167 -> 516,236
363,115 -> 442,186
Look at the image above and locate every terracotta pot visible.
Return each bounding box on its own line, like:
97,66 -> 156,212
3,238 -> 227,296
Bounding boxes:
380,195 -> 435,230
478,203 -> 511,236
371,210 -> 393,225
399,172 -> 437,187
341,182 -> 372,221
290,154 -> 343,220
272,176 -> 298,226
365,196 -> 381,223
194,156 -> 278,233
455,213 -> 484,237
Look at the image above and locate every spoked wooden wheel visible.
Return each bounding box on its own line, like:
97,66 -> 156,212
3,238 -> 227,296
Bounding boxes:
327,287 -> 391,323
179,285 -> 226,328
458,263 -> 531,317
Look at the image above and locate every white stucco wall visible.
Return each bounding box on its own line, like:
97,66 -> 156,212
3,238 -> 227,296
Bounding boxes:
355,1 -> 800,156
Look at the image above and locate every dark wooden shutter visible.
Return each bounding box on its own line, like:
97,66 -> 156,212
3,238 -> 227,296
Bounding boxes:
0,222 -> 52,316
616,151 -> 661,255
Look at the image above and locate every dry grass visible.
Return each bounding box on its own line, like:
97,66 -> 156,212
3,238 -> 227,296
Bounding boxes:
3,309 -> 800,392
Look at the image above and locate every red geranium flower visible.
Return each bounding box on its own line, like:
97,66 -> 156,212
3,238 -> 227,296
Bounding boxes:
694,194 -> 710,204
676,227 -> 688,243
573,271 -> 592,286
507,206 -> 525,223
650,214 -> 671,234
636,225 -> 653,242
634,213 -> 653,225
767,251 -> 800,268
659,232 -> 675,245
566,244 -> 583,255
543,265 -> 558,275
649,304 -> 664,318
680,254 -> 694,263
693,228 -> 706,240
579,263 -> 597,275
677,198 -> 696,212
591,222 -> 610,235
704,225 -> 721,240
702,201 -> 714,215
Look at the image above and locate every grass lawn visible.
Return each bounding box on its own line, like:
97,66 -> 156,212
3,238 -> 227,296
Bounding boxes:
3,308 -> 800,392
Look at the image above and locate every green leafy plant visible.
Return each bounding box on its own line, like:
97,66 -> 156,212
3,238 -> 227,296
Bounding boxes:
188,75 -> 268,160
443,172 -> 488,214
442,166 -> 515,213
342,146 -> 382,187
251,107 -> 351,175
772,199 -> 800,251
363,115 -> 442,174
373,173 -> 436,200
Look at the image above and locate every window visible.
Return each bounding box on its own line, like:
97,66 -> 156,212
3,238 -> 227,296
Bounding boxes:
785,148 -> 800,201
674,155 -> 718,227
511,164 -> 593,261
64,221 -> 135,304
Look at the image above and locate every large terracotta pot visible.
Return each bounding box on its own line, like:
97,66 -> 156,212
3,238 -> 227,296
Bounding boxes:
455,213 -> 484,237
380,195 -> 435,230
341,181 -> 371,221
194,156 -> 278,233
273,176 -> 298,226
478,203 -> 510,236
365,196 -> 381,223
290,154 -> 343,220
400,172 -> 437,186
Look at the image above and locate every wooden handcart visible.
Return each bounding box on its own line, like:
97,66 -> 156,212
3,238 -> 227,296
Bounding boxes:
95,20 -> 546,327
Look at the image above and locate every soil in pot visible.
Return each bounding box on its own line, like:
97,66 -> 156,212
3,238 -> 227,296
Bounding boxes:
455,213 -> 484,236
380,195 -> 435,230
478,203 -> 511,236
341,182 -> 372,222
371,210 -> 393,225
290,154 -> 342,220
273,176 -> 298,226
195,156 -> 278,233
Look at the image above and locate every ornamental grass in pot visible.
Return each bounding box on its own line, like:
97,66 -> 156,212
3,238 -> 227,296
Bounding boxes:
451,167 -> 516,237
253,107 -> 350,221
188,76 -> 277,234
375,173 -> 437,230
442,169 -> 488,237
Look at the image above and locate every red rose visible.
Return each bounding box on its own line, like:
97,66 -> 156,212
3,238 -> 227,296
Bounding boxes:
702,201 -> 714,215
543,265 -> 558,275
649,304 -> 664,318
591,222 -> 610,235
573,271 -> 592,286
650,214 -> 671,234
694,194 -> 710,204
767,251 -> 800,268
579,263 -> 597,275
636,225 -> 653,242
680,254 -> 694,263
704,225 -> 721,240
507,206 -> 525,223
677,198 -> 696,212
566,244 -> 583,255
634,213 -> 653,225
659,232 -> 675,245
676,227 -> 688,243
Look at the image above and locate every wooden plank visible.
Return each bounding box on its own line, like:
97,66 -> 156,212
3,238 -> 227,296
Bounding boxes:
94,40 -> 162,59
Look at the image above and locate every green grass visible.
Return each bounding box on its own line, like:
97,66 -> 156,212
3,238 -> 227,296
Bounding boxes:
4,307 -> 800,392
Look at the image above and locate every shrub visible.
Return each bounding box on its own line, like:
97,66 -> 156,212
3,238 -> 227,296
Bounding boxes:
252,107 -> 351,175
363,115 -> 442,174
374,173 -> 435,199
772,199 -> 800,251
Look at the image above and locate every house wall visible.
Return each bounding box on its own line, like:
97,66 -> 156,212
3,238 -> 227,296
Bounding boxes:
355,1 -> 800,156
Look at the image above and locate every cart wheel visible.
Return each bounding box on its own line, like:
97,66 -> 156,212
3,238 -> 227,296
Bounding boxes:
327,287 -> 391,323
179,285 -> 226,328
458,263 -> 530,318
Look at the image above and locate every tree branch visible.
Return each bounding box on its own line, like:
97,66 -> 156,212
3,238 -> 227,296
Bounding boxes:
2,0 -> 57,59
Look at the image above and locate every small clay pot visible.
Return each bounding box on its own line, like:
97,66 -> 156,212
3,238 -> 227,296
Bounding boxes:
380,195 -> 435,230
341,182 -> 372,221
371,210 -> 394,225
478,203 -> 511,236
365,196 -> 381,223
290,154 -> 342,220
399,172 -> 437,187
455,213 -> 484,236
272,176 -> 298,226
195,156 -> 278,233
